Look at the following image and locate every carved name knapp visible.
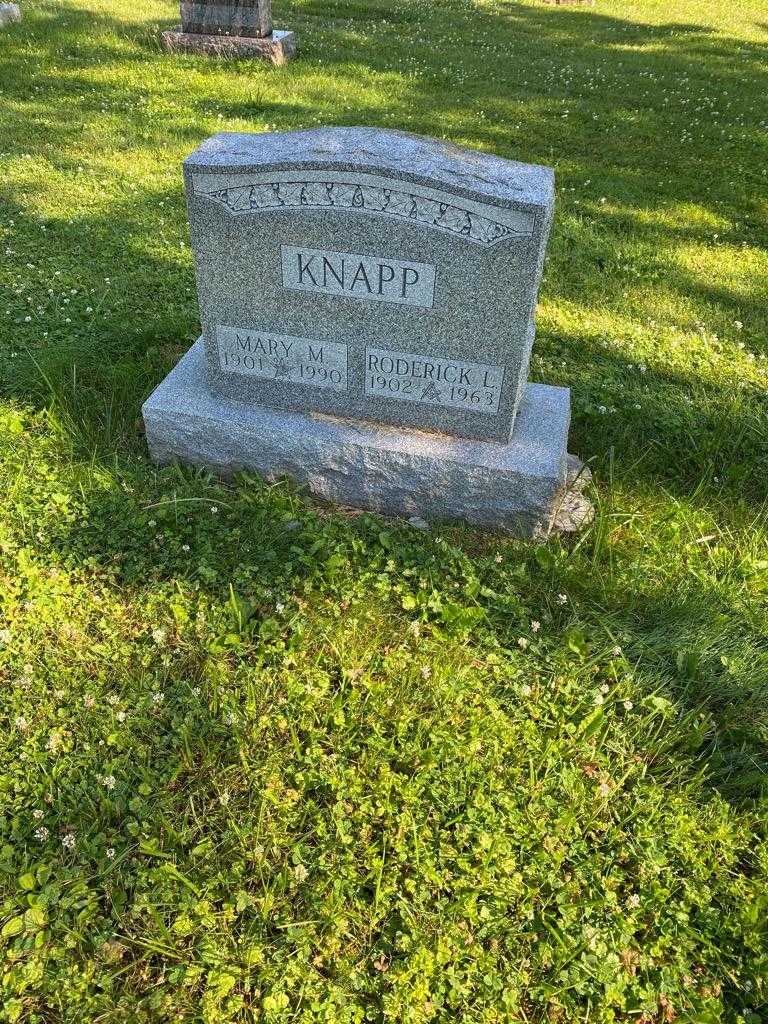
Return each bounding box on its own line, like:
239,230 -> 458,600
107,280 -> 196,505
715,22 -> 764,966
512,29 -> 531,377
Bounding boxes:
281,245 -> 435,308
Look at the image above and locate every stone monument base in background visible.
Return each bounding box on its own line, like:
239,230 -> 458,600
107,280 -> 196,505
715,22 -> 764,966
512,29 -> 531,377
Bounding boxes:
161,28 -> 296,64
143,340 -> 587,540
0,3 -> 22,26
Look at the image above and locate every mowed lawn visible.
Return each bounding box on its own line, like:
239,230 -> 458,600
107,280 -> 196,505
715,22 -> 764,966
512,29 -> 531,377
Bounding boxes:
0,0 -> 767,1020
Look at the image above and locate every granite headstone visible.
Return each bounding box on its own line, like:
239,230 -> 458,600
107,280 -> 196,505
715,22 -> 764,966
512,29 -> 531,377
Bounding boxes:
183,129 -> 552,443
144,128 -> 588,537
0,3 -> 21,26
162,0 -> 295,63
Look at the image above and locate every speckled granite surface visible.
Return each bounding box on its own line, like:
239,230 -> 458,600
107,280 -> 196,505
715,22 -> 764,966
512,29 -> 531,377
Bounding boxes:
143,339 -> 571,537
183,128 -> 555,442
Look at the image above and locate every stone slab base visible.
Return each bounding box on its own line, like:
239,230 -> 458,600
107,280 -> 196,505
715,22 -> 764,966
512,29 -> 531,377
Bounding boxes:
0,3 -> 21,25
160,27 -> 295,63
142,340 -> 579,539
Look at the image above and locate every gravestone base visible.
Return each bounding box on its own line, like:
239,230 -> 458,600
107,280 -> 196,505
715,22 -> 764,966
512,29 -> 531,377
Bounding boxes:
143,339 -> 578,539
161,28 -> 296,63
0,3 -> 21,25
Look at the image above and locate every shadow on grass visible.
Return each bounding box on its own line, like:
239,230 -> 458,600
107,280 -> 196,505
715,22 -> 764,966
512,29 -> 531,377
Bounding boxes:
1,0 -> 767,801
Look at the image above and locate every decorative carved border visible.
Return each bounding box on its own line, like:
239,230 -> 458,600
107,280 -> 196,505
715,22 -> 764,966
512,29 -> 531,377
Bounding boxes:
198,179 -> 531,247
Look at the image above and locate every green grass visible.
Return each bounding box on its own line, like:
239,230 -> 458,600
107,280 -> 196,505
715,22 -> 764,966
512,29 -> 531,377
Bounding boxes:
1,0 -> 767,1020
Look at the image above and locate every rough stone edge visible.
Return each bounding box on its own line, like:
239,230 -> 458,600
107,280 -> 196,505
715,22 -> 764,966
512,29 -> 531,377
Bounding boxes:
160,28 -> 296,64
0,3 -> 21,25
142,340 -> 578,540
546,454 -> 594,537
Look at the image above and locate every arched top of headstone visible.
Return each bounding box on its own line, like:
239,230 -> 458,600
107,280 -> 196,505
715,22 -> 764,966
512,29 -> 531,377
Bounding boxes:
185,127 -> 554,211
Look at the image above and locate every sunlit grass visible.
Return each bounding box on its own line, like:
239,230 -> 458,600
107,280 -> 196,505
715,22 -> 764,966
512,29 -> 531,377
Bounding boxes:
0,0 -> 767,1020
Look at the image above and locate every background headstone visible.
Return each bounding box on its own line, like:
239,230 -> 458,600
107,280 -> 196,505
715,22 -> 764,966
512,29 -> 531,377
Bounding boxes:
0,4 -> 21,26
180,0 -> 272,38
144,129 -> 588,537
162,0 -> 295,63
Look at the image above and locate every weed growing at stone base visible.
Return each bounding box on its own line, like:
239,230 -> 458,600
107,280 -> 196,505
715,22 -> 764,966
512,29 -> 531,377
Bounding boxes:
0,0 -> 767,1021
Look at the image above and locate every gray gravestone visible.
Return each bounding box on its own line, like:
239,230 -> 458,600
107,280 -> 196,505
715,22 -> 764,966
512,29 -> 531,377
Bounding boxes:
162,0 -> 295,63
181,0 -> 272,37
184,129 -> 552,444
0,4 -> 21,26
144,128 -> 586,537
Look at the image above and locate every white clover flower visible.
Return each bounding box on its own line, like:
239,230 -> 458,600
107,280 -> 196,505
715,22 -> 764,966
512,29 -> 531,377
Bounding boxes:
191,687 -> 201,697
151,628 -> 166,644
531,620 -> 541,633
600,683 -> 610,694
611,645 -> 622,657
14,715 -> 28,731
494,553 -> 503,563
46,730 -> 63,752
84,695 -> 96,708
181,544 -> 190,552
275,602 -> 285,613
152,691 -> 164,704
116,710 -> 126,722
210,506 -> 219,513
556,594 -> 568,605
520,684 -> 532,697
101,774 -> 116,790
293,864 -> 309,883
107,693 -> 119,705
106,848 -> 116,859
62,833 -> 76,850
34,826 -> 49,841
623,700 -> 634,711
627,893 -> 640,908
517,637 -> 529,649
219,790 -> 230,806
420,665 -> 431,679
32,809 -> 44,820
594,694 -> 605,706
